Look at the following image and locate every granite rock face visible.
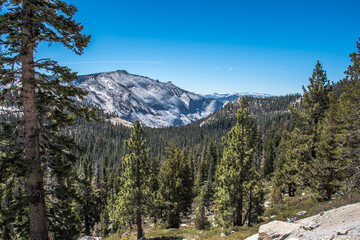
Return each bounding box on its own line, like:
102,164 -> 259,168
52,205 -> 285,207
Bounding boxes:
74,70 -> 223,127
258,221 -> 300,240
252,202 -> 360,240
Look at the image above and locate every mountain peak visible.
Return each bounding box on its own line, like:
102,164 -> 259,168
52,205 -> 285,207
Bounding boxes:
74,70 -> 223,127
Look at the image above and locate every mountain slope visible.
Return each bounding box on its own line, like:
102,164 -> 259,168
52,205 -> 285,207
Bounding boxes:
197,94 -> 302,127
196,92 -> 272,103
74,70 -> 223,127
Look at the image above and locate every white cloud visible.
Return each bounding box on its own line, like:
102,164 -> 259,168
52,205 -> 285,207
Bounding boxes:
228,67 -> 233,71
61,60 -> 165,65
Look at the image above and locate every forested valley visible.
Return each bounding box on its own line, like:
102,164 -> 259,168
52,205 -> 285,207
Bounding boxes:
1,1 -> 360,240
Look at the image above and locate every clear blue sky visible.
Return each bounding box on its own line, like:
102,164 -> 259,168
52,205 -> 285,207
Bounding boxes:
37,0 -> 360,95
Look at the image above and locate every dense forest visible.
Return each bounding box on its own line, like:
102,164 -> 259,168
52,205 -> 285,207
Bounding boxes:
1,1 -> 360,240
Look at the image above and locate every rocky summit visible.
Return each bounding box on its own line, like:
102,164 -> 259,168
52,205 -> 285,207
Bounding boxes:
74,70 -> 223,127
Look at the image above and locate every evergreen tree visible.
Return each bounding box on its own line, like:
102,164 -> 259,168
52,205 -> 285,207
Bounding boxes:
338,38 -> 360,190
214,97 -> 260,228
243,171 -> 264,226
288,61 -> 332,187
157,145 -> 193,228
312,94 -> 345,200
299,61 -> 332,166
195,183 -> 211,230
272,128 -> 307,199
76,157 -> 104,236
0,1 -> 95,239
194,142 -> 217,194
263,128 -> 276,178
109,121 -> 152,239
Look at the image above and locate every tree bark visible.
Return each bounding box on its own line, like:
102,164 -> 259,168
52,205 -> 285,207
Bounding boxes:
234,190 -> 243,226
247,188 -> 253,227
136,203 -> 143,239
22,4 -> 49,240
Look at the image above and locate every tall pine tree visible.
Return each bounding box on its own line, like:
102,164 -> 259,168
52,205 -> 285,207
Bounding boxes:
300,61 -> 332,165
289,61 -> 332,187
312,93 -> 345,200
0,1 -> 95,239
215,97 -> 262,228
338,38 -> 360,190
157,145 -> 193,228
110,121 -> 152,239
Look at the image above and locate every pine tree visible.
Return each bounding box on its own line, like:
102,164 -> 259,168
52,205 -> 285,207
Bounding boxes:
109,121 -> 152,239
312,93 -> 345,200
76,157 -> 104,236
195,183 -> 211,230
0,1 -> 95,239
337,38 -> 360,190
214,97 -> 259,228
243,171 -> 264,226
289,61 -> 332,187
194,142 -> 217,194
272,128 -> 307,199
157,145 -> 193,228
263,128 -> 276,178
300,61 -> 332,165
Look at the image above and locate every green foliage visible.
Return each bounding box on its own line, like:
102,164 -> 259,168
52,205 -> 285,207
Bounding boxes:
194,183 -> 211,230
272,61 -> 332,201
157,145 -> 193,228
337,38 -> 360,190
75,157 -> 106,236
272,128 -> 308,198
215,97 -> 264,228
109,121 -> 152,238
194,142 -> 218,194
311,94 -> 346,200
0,0 -> 97,239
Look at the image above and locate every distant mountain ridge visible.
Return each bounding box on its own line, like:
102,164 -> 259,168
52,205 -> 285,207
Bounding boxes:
73,70 -> 223,127
196,92 -> 272,103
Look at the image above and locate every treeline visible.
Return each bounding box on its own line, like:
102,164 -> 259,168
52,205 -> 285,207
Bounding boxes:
0,0 -> 359,238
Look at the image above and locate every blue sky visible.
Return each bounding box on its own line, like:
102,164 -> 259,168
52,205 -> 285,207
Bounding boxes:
37,0 -> 360,95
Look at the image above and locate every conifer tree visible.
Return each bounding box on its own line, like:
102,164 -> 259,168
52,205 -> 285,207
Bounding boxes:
288,61 -> 332,187
243,171 -> 264,226
263,128 -> 276,178
110,121 -> 152,239
195,183 -> 211,230
76,157 -> 104,236
302,61 -> 332,160
0,1 -> 95,239
272,128 -> 307,198
214,97 -> 259,228
312,93 -> 345,200
157,145 -> 193,228
194,142 -> 217,194
338,38 -> 360,189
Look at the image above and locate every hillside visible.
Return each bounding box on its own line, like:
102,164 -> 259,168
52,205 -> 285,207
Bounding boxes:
73,70 -> 223,127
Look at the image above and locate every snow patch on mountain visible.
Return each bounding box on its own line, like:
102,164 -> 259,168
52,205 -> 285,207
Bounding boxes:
73,70 -> 223,127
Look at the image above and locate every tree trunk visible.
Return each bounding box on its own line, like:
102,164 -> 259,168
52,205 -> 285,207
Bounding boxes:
136,153 -> 143,239
326,169 -> 334,200
136,204 -> 143,239
22,4 -> 49,240
247,188 -> 252,227
84,201 -> 90,235
234,190 -> 243,226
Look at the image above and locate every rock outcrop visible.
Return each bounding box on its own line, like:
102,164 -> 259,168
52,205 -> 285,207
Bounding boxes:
258,221 -> 301,239
247,202 -> 360,240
